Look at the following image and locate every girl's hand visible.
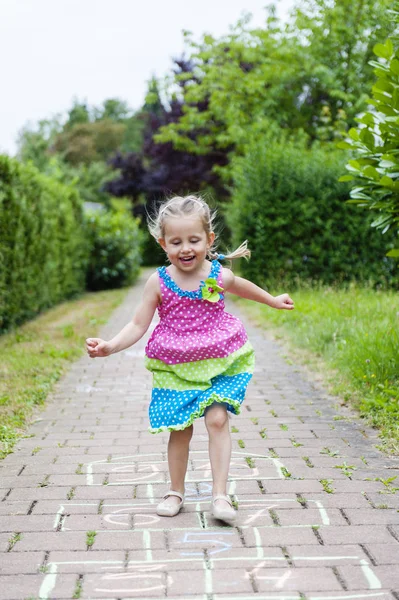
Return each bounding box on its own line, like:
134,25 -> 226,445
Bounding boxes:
86,338 -> 112,358
273,294 -> 294,310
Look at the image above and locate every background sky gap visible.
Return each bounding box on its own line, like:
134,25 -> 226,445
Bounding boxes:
0,0 -> 293,155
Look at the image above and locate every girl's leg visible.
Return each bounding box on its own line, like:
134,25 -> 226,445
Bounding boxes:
162,424 -> 193,507
205,403 -> 232,510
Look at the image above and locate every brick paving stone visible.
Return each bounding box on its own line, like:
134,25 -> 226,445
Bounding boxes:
167,528 -> 244,552
276,508 -> 348,527
0,501 -> 31,516
171,568 -> 254,595
299,493 -> 373,509
92,530 -> 166,551
0,551 -> 44,574
364,543 -> 399,565
339,564 -> 399,590
365,493 -> 399,509
288,544 -> 370,567
0,515 -> 58,532
318,525 -> 396,545
343,508 -> 399,525
13,531 -> 88,551
47,550 -> 127,572
243,526 -> 320,547
254,566 -> 342,592
0,533 -> 11,552
82,570 -> 169,598
305,592 -> 395,600
1,272 -> 399,600
0,574 -> 77,600
32,499 -> 99,515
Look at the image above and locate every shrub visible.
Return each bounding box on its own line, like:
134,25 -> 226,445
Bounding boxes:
227,135 -> 398,288
85,208 -> 142,290
0,155 -> 89,333
339,11 -> 399,258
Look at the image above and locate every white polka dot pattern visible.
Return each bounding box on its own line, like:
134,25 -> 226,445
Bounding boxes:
144,261 -> 255,432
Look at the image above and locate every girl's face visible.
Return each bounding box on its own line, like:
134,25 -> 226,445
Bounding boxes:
159,216 -> 215,272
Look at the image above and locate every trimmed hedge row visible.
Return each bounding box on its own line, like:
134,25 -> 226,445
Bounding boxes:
0,155 -> 89,333
228,136 -> 398,288
0,156 -> 143,334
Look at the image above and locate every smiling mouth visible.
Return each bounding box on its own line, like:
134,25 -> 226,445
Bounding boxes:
180,256 -> 195,263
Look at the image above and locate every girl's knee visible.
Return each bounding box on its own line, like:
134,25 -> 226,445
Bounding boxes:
205,405 -> 228,431
170,424 -> 193,442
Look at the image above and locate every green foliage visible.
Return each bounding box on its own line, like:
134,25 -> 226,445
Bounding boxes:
53,119 -> 126,166
44,158 -> 114,207
0,155 -> 89,333
64,99 -> 90,129
156,0 -> 393,175
93,98 -> 131,123
228,133 -> 398,287
339,3 -> 399,255
237,284 -> 399,452
85,208 -> 142,291
156,18 -> 307,164
290,0 -> 393,133
17,117 -> 63,171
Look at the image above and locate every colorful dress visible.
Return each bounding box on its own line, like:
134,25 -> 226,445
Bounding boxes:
144,260 -> 255,433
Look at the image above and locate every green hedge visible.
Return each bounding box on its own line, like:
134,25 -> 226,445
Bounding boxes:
0,155 -> 89,333
85,209 -> 142,291
228,136 -> 398,288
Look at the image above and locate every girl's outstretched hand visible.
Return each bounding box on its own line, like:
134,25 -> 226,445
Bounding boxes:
274,294 -> 294,310
86,338 -> 112,358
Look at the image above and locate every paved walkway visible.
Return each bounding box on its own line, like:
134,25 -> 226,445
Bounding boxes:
1,271 -> 399,600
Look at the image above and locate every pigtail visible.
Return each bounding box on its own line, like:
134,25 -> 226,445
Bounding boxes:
213,240 -> 251,262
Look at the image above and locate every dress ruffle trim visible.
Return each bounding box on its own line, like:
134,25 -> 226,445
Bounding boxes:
148,393 -> 241,434
158,260 -> 222,299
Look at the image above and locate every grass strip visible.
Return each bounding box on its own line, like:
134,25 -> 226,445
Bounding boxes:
0,287 -> 129,458
236,285 -> 399,454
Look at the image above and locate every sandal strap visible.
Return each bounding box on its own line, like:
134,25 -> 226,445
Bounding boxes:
162,490 -> 184,501
212,494 -> 233,506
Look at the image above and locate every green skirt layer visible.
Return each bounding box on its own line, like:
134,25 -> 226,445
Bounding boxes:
144,340 -> 255,391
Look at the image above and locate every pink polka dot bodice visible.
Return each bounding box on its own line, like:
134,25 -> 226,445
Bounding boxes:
145,261 -> 248,365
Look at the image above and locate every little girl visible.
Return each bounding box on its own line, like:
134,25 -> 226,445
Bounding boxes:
86,195 -> 294,525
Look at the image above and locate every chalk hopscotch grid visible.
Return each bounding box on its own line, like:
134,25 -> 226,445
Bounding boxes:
38,450 -> 384,599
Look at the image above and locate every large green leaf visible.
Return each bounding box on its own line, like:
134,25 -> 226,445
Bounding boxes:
374,40 -> 394,59
390,58 -> 399,75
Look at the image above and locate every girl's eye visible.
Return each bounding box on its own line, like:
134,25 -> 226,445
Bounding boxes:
172,241 -> 181,245
191,240 -> 199,244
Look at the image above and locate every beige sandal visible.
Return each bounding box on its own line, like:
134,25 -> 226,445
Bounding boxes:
212,494 -> 236,525
156,490 -> 184,517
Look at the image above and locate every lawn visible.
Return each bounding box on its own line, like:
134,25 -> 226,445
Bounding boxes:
0,287 -> 129,458
236,284 -> 399,454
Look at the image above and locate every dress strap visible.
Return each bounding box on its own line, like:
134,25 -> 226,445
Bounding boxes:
157,260 -> 222,299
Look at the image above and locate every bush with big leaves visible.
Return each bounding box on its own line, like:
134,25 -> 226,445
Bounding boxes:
339,3 -> 399,257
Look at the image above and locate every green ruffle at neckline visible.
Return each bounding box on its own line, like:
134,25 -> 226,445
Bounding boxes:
148,393 -> 242,434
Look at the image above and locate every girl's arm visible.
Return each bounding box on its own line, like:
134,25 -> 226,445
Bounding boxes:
86,272 -> 161,358
222,268 -> 294,310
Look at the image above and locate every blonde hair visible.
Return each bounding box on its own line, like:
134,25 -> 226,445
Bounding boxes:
148,194 -> 251,261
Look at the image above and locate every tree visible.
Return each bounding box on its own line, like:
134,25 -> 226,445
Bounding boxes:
339,3 -> 399,257
155,16 -> 307,163
105,74 -> 229,210
93,98 -> 131,122
53,120 -> 126,165
16,117 -> 62,171
290,0 -> 394,133
155,0 -> 394,177
64,99 -> 90,129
